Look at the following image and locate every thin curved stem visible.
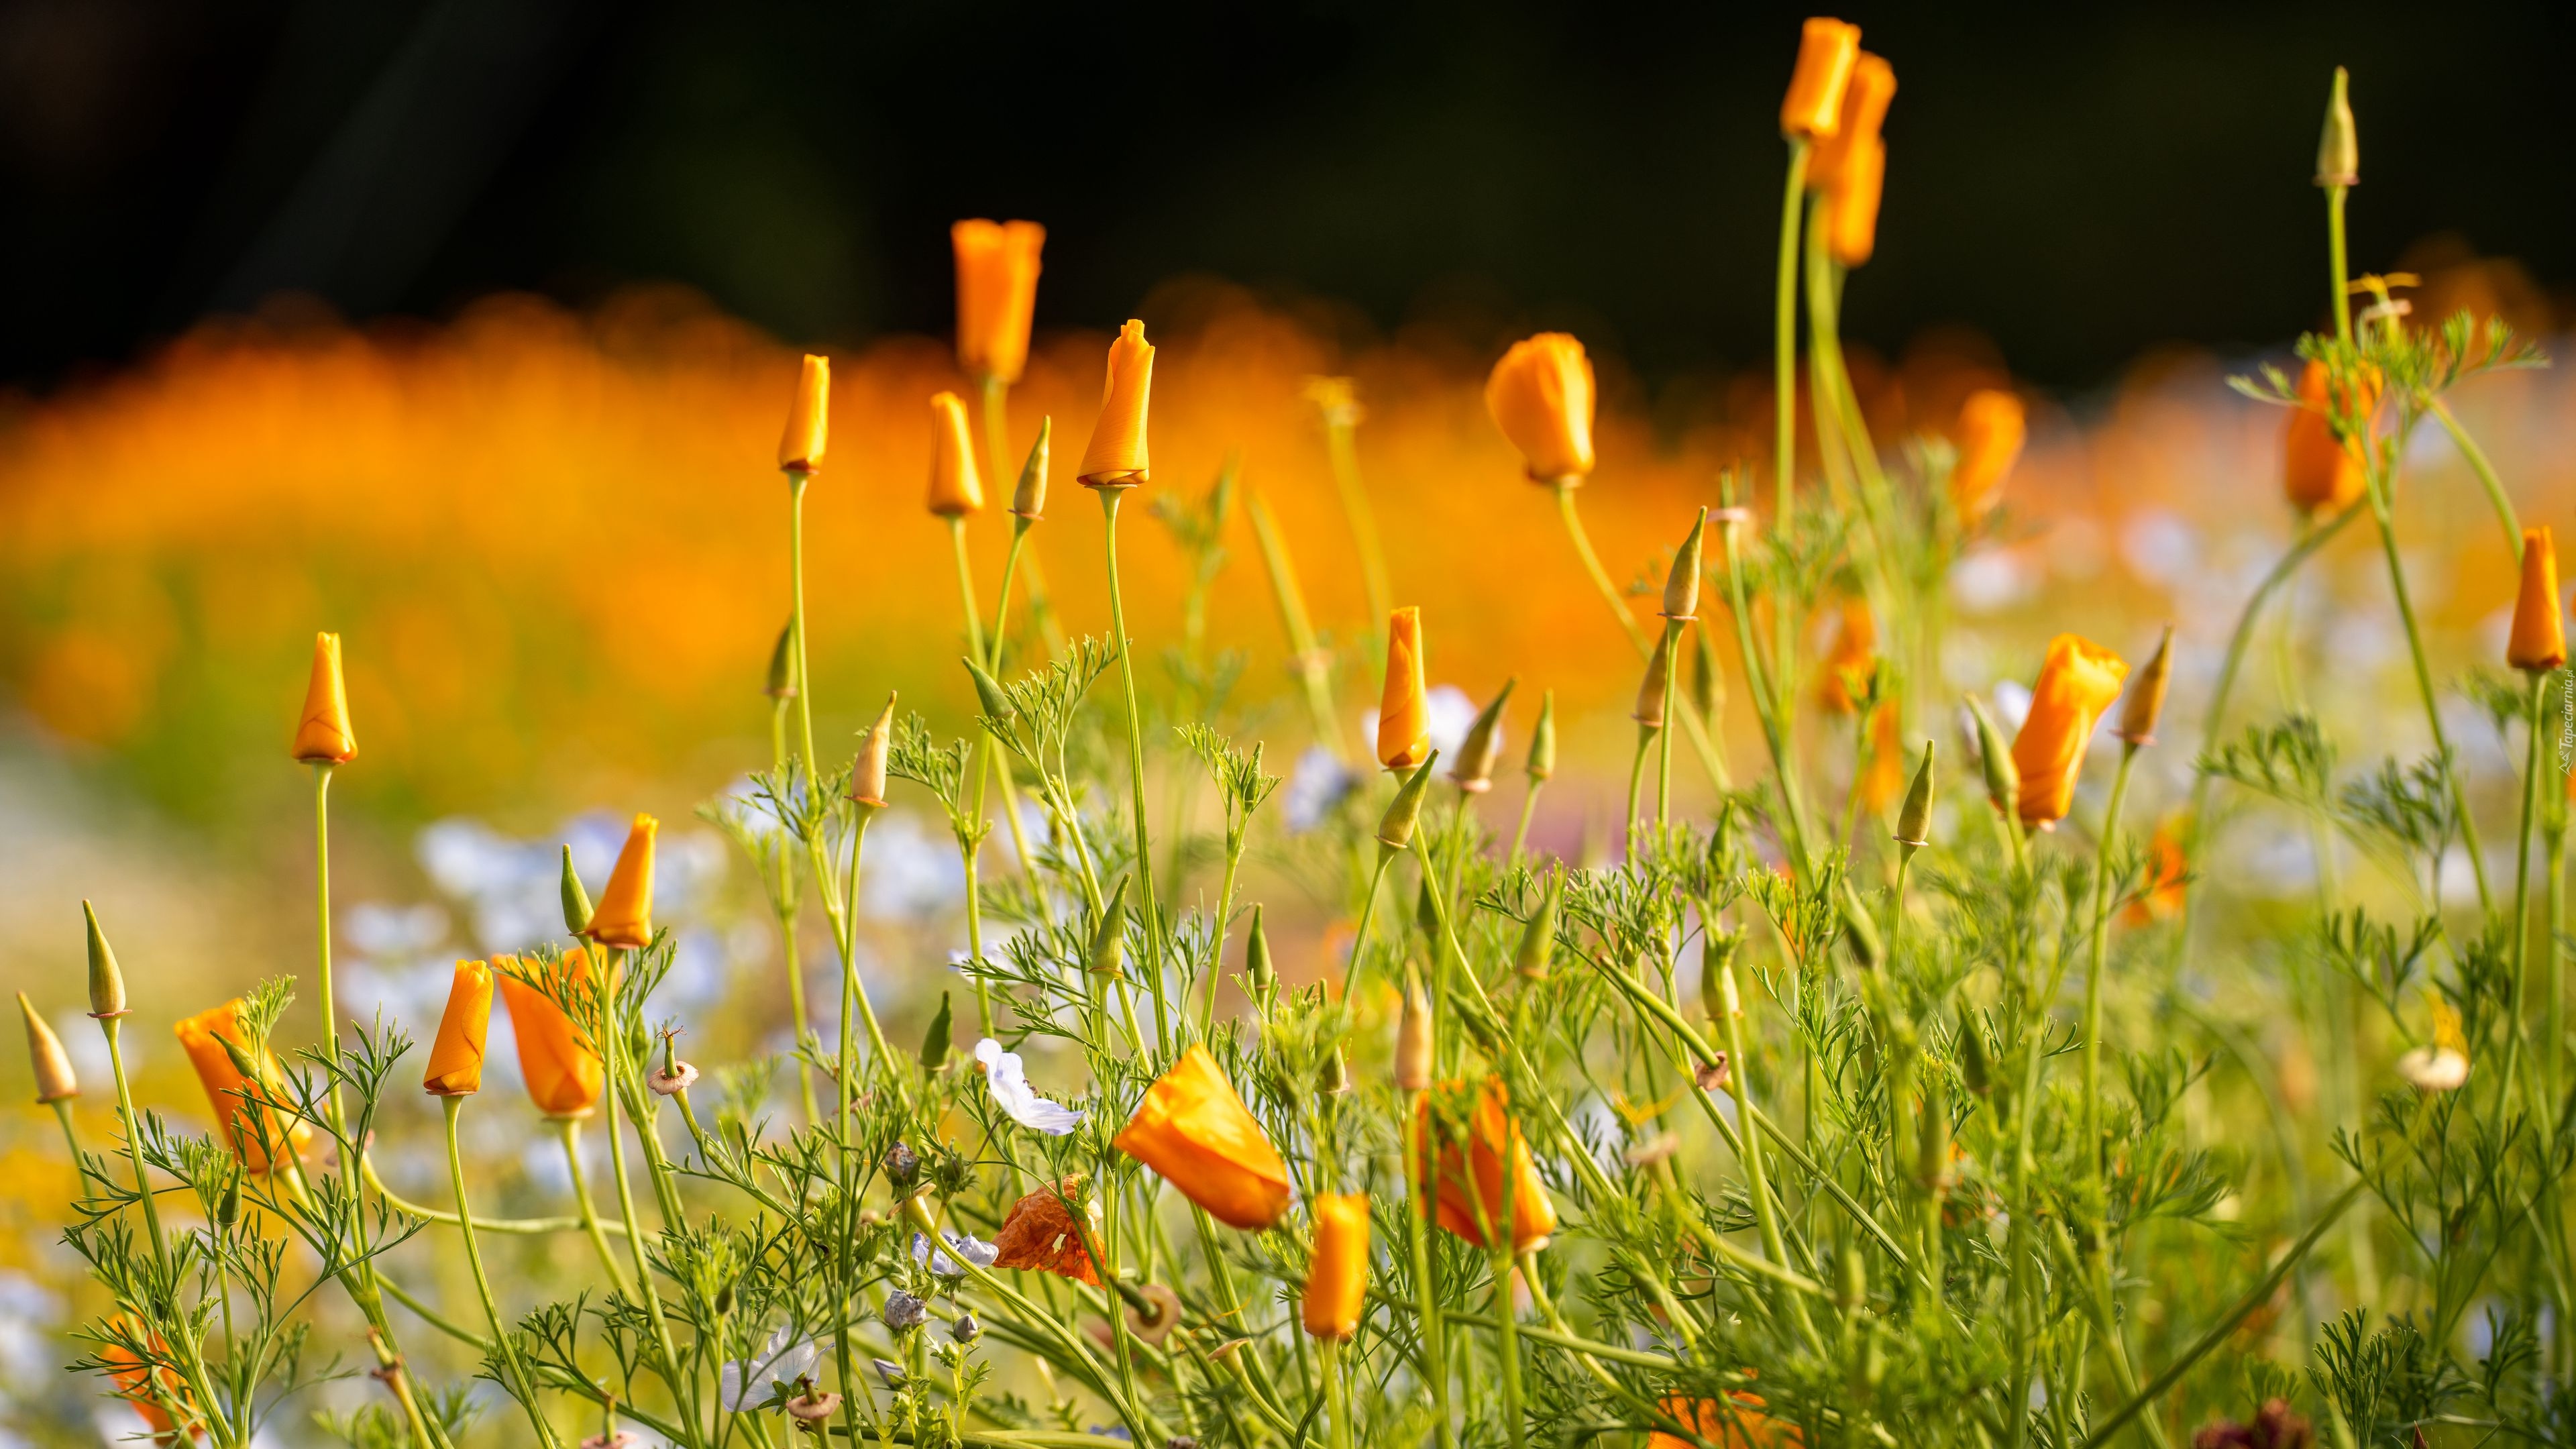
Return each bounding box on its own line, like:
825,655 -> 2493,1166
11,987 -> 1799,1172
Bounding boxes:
443,1095 -> 565,1448
558,1116 -> 633,1296
1099,487 -> 1173,1053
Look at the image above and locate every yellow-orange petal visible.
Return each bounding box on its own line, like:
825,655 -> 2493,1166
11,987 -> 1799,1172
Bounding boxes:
424,960 -> 492,1096
1301,1193 -> 1371,1339
1485,333 -> 1596,484
2509,525 -> 2565,672
173,1000 -> 312,1173
1077,319 -> 1154,488
1780,17 -> 1862,140
584,814 -> 659,949
1378,606 -> 1430,770
927,390 -> 985,517
2283,359 -> 2376,514
1114,1045 -> 1292,1230
1809,51 -> 1894,189
497,955 -> 602,1118
2008,634 -> 2130,826
1823,135 -> 1885,267
778,354 -> 830,472
953,219 -> 1045,385
1949,389 -> 2025,521
292,631 -> 356,763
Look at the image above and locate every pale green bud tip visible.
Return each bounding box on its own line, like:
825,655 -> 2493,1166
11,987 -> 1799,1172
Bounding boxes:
83,900 -> 126,1019
1966,697 -> 2019,814
1515,870 -> 1564,980
1527,691 -> 1558,782
20,991 -> 78,1103
2316,66 -> 2357,188
1895,741 -> 1935,848
1660,507 -> 1708,620
1450,678 -> 1517,792
1377,750 -> 1444,851
559,846 -> 594,937
1012,417 -> 1053,520
1087,876 -> 1130,974
1244,904 -> 1275,994
764,621 -> 797,699
965,657 -> 1016,720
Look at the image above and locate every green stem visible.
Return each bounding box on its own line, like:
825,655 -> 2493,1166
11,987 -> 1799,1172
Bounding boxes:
1774,138 -> 1810,528
600,947 -> 690,1436
2327,185 -> 2353,347
770,694 -> 820,1127
1403,1088 -> 1454,1449
557,1116 -> 633,1297
443,1095 -> 565,1448
1715,960 -> 1825,1353
314,763 -> 344,1134
1509,778 -> 1544,867
2427,394 -> 2522,555
101,1016 -> 166,1258
1554,483 -> 1731,793
1322,411 -> 1393,662
788,469 -> 820,772
1098,487 -> 1172,1054
2506,670 -> 2546,1102
2083,746 -> 2139,1205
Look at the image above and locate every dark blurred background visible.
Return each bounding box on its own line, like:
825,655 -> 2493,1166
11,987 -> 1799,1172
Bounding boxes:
5,0 -> 2571,394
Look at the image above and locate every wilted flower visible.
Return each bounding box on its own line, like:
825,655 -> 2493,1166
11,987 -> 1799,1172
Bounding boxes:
912,1229 -> 998,1279
2397,996 -> 2469,1092
974,1037 -> 1084,1135
881,1290 -> 928,1332
647,1060 -> 698,1095
992,1179 -> 1102,1285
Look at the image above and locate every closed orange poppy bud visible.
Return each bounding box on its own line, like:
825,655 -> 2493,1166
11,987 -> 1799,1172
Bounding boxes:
1378,606 -> 1430,771
1817,599 -> 1876,714
1780,17 -> 1862,140
496,953 -> 602,1118
1417,1078 -> 1558,1254
1301,1193 -> 1371,1339
1652,1393 -> 1797,1449
926,392 -> 985,517
851,692 -> 897,808
1823,135 -> 1885,267
103,1316 -> 193,1443
292,631 -> 356,763
953,219 -> 1045,384
2510,527 -> 2565,672
1114,1044 -> 1292,1230
2123,821 -> 2190,926
423,960 -> 493,1096
1077,319 -> 1154,488
1485,333 -> 1596,485
2284,359 -> 2376,514
584,814 -> 658,949
1949,389 -> 2025,521
778,354 -> 830,472
1809,52 -> 1894,189
19,991 -> 76,1103
2008,634 -> 2130,827
174,1000 -> 313,1173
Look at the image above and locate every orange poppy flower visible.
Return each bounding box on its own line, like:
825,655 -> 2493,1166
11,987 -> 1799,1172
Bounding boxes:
1302,1193 -> 1371,1339
174,1000 -> 312,1173
1077,319 -> 1154,488
1416,1078 -> 1558,1254
1815,598 -> 1876,714
583,814 -> 658,949
291,631 -> 356,764
1808,52 -> 1894,190
1949,389 -> 2025,521
496,951 -> 601,1118
1114,1045 -> 1292,1230
2123,822 -> 2189,926
1858,703 -> 1907,814
1379,606 -> 1431,770
991,1177 -> 1102,1285
1779,17 -> 1861,140
777,353 -> 830,472
2508,525 -> 2565,672
2008,634 -> 2130,827
1652,1392 -> 1801,1449
2282,358 -> 2375,514
1485,333 -> 1596,485
102,1316 -> 194,1444
423,960 -> 493,1097
952,219 -> 1045,385
1823,134 -> 1885,267
926,391 -> 985,517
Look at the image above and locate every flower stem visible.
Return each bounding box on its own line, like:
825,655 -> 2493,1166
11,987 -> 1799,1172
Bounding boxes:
1322,407 -> 1393,664
1508,778 -> 1544,867
314,763 -> 345,1134
1099,487 -> 1173,1053
1554,483 -> 1731,790
768,692 -> 820,1127
443,1095 -> 566,1448
101,1016 -> 166,1258
1403,1087 -> 1454,1449
2082,744 -> 2139,1205
557,1116 -> 632,1297
787,469 -> 820,772
600,947 -> 691,1437
2505,670 -> 2547,1103
1774,138 -> 1810,529
1715,960 -> 1824,1354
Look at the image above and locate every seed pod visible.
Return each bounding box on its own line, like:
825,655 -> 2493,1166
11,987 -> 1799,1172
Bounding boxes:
1394,971 -> 1434,1091
1244,905 -> 1276,998
1660,508 -> 1708,621
1964,696 -> 2019,820
951,1312 -> 982,1344
1526,690 -> 1558,783
1087,877 -> 1131,975
1894,741 -> 1934,849
882,1142 -> 922,1190
2315,66 -> 2357,188
764,621 -> 797,700
1376,751 -> 1443,853
83,901 -> 126,1019
2116,625 -> 2175,745
964,656 -> 1016,722
1450,679 -> 1517,794
559,846 -> 593,937
1515,869 -> 1564,981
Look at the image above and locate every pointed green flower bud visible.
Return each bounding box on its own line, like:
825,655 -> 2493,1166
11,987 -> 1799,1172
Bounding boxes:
1688,625 -> 1724,722
1515,869 -> 1564,981
83,900 -> 126,1019
1660,507 -> 1707,621
1449,678 -> 1517,794
1959,1013 -> 1992,1098
1011,417 -> 1053,521
964,655 -> 1016,722
1895,741 -> 1935,849
1526,690 -> 1558,783
560,846 -> 594,937
765,621 -> 798,700
1965,696 -> 2019,820
216,1029 -> 262,1081
1376,751 -> 1443,853
2116,625 -> 2175,747
1917,1069 -> 1952,1196
1700,928 -> 1741,1024
1087,876 -> 1130,975
1414,874 -> 1440,940
2316,66 -> 2357,188
1244,904 -> 1276,998
216,1171 -> 243,1230
920,989 -> 953,1073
